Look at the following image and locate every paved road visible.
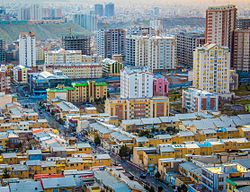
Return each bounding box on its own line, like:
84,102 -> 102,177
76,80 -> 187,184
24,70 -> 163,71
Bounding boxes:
96,147 -> 173,192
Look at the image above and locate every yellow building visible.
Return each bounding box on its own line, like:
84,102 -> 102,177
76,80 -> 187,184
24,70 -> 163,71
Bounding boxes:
0,132 -> 8,150
76,143 -> 92,154
44,49 -> 82,65
47,81 -> 108,103
239,126 -> 250,140
101,58 -> 124,77
105,96 -> 170,120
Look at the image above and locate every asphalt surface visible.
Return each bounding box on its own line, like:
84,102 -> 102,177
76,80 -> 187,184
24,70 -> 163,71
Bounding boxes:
96,147 -> 173,192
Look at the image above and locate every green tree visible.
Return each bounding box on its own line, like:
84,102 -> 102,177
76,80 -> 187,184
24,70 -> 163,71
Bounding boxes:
149,186 -> 155,192
3,168 -> 10,178
155,171 -> 161,179
94,135 -> 101,146
178,184 -> 188,192
119,145 -> 131,159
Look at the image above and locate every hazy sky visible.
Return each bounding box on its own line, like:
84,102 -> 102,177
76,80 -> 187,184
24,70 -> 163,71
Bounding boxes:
2,0 -> 250,5
1,0 -> 250,10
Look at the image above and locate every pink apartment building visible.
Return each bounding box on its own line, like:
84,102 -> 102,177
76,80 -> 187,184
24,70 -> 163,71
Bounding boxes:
153,75 -> 169,97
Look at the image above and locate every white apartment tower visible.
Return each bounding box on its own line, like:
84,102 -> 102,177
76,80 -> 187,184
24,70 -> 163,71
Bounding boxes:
193,44 -> 230,95
205,5 -> 237,48
120,66 -> 154,99
125,35 -> 176,71
19,32 -> 36,67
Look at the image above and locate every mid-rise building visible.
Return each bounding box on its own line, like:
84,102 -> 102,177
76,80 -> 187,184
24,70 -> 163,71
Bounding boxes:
182,88 -> 218,112
237,18 -> 250,29
193,44 -> 230,95
231,29 -> 250,72
205,5 -> 237,48
94,4 -> 104,17
201,165 -> 237,192
105,3 -> 115,17
13,65 -> 30,84
105,96 -> 169,120
97,29 -> 126,59
45,63 -> 103,79
19,32 -> 36,67
0,65 -> 11,93
153,75 -> 169,97
101,58 -> 123,77
44,49 -> 82,65
176,32 -> 205,67
126,35 -> 176,70
47,81 -> 108,103
62,35 -> 91,56
120,66 -> 154,99
28,71 -> 69,96
73,12 -> 97,32
0,39 -> 6,63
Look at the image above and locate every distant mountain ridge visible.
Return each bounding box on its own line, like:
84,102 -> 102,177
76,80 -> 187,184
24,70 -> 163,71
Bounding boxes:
0,22 -> 91,43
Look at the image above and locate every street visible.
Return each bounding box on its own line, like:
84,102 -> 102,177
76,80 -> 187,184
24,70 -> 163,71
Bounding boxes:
96,147 -> 173,192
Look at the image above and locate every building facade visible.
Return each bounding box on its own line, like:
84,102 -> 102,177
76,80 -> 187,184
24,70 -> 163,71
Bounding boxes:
153,75 -> 169,97
120,66 -> 154,99
13,65 -> 30,84
97,29 -> 126,59
94,4 -> 104,16
47,81 -> 108,103
176,32 -> 205,67
126,35 -> 176,70
73,12 -> 97,32
101,58 -> 123,77
62,35 -> 91,56
0,65 -> 11,93
193,44 -> 230,95
0,39 -> 6,63
105,3 -> 115,17
44,49 -> 82,65
205,5 -> 237,48
182,88 -> 218,112
45,63 -> 103,79
19,32 -> 36,67
105,96 -> 170,120
237,18 -> 250,29
231,29 -> 250,72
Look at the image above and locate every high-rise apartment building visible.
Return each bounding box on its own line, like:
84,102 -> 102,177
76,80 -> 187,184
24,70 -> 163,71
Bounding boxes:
94,4 -> 104,17
19,32 -> 36,67
30,4 -> 43,20
73,12 -> 97,32
62,35 -> 91,56
176,32 -> 205,67
231,29 -> 250,72
0,39 -> 6,63
205,5 -> 237,48
97,29 -> 126,59
105,3 -> 115,17
193,44 -> 230,95
120,66 -> 154,99
126,35 -> 176,70
18,7 -> 31,20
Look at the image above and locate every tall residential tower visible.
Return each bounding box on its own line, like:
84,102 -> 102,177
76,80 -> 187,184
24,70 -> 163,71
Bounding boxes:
19,32 -> 36,67
205,5 -> 237,48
